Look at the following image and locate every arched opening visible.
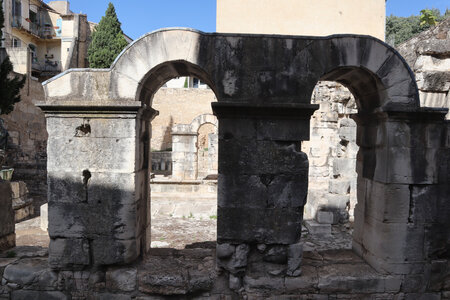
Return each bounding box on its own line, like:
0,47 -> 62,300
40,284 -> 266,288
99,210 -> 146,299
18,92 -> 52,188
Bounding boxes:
302,80 -> 357,250
303,66 -> 385,251
137,61 -> 219,250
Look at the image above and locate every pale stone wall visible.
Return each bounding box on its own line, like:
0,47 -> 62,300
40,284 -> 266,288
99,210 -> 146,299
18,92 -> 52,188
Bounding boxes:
5,47 -> 29,74
1,75 -> 47,210
151,88 -> 216,151
303,82 -> 358,221
11,181 -> 34,222
217,0 -> 385,40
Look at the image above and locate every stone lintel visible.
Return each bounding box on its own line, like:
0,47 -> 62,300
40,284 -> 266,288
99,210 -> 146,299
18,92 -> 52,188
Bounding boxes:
212,102 -> 319,119
37,101 -> 158,118
352,107 -> 448,125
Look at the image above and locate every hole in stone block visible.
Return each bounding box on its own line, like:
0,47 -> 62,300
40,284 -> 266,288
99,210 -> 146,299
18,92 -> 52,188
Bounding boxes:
75,120 -> 91,137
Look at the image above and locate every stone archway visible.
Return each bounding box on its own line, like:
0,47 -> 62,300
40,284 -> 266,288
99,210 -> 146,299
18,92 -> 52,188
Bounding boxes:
39,29 -> 448,279
171,113 -> 218,180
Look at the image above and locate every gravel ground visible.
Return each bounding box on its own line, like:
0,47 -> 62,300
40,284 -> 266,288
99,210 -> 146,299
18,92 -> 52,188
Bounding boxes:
13,216 -> 352,251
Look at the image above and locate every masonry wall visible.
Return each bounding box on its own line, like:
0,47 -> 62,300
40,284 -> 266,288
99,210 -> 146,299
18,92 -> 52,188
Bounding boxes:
303,82 -> 358,221
151,88 -> 216,150
2,75 -> 47,212
398,17 -> 450,120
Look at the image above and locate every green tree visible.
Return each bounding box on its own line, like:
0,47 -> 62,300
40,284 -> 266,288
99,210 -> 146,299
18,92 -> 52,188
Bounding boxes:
386,8 -> 447,47
87,2 -> 128,68
0,0 -> 25,115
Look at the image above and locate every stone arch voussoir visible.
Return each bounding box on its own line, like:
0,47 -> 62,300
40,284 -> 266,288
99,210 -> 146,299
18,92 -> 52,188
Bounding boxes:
307,36 -> 420,112
109,28 -> 216,103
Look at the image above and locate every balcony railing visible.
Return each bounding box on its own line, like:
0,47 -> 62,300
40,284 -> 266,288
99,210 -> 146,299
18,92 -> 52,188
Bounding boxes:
10,15 -> 55,39
11,15 -> 21,28
32,59 -> 61,73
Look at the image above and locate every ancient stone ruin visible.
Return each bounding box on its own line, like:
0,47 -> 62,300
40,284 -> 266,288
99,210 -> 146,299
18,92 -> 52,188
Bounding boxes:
0,29 -> 449,298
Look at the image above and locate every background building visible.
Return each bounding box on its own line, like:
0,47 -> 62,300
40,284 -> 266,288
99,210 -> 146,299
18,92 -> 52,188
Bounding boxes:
217,0 -> 385,40
1,0 -> 92,80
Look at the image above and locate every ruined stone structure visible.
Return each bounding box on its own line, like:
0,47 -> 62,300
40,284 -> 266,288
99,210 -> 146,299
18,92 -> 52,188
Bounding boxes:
398,17 -> 450,119
0,76 -> 47,210
10,181 -> 34,222
0,180 -> 15,250
17,29 -> 449,297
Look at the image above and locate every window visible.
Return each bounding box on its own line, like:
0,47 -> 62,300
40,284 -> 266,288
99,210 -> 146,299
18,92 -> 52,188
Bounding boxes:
12,38 -> 21,48
29,44 -> 37,63
12,0 -> 22,27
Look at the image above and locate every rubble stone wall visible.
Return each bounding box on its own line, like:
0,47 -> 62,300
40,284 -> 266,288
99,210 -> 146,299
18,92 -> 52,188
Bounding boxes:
1,75 -> 47,212
0,180 -> 15,250
398,17 -> 450,119
303,81 -> 358,221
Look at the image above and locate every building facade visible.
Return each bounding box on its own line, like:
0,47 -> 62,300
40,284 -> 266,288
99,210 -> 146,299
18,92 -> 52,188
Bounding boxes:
1,0 -> 91,79
217,0 -> 385,40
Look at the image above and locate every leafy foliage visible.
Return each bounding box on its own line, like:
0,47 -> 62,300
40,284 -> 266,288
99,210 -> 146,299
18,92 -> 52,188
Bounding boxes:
0,0 -> 25,115
87,2 -> 128,68
386,8 -> 448,47
420,9 -> 437,26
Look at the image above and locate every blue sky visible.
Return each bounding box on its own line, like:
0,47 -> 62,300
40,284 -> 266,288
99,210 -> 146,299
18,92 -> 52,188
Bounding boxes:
53,1 -> 449,40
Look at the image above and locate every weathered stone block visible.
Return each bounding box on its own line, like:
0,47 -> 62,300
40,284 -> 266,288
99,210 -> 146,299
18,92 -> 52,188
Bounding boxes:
0,180 -> 14,250
361,215 -> 425,264
217,244 -> 249,274
364,181 -> 410,223
217,174 -> 268,208
87,172 -> 139,206
92,238 -> 138,266
286,242 -> 303,276
338,126 -> 356,142
328,179 -> 350,195
218,118 -> 257,140
285,265 -> 317,292
317,263 -> 402,293
46,116 -> 138,139
256,119 -> 311,141
48,201 -> 137,240
263,245 -> 288,264
218,208 -> 302,244
106,267 -> 137,292
326,194 -> 350,210
216,243 -> 235,259
3,258 -> 48,286
316,210 -> 339,225
219,139 -> 308,175
47,136 -> 137,173
10,181 -> 28,199
48,238 -> 90,269
11,291 -> 68,300
304,220 -> 331,236
332,158 -> 356,178
39,203 -> 48,231
267,174 -> 308,208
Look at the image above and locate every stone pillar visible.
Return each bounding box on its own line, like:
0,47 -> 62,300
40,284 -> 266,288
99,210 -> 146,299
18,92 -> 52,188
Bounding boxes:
38,102 -> 157,269
10,181 -> 34,222
171,125 -> 197,180
212,102 -> 318,276
0,180 -> 15,250
352,108 -> 449,277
